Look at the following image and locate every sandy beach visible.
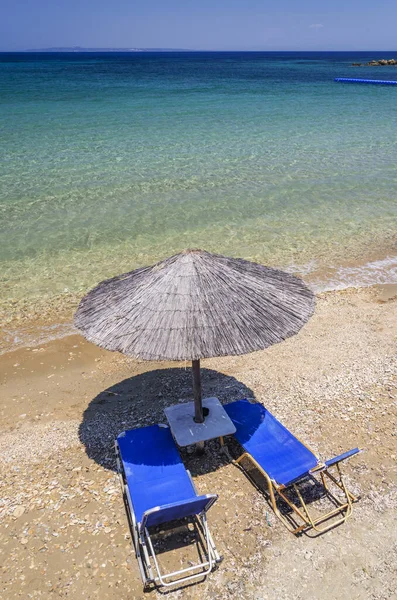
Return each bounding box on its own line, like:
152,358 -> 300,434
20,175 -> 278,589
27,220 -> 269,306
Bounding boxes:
0,284 -> 396,599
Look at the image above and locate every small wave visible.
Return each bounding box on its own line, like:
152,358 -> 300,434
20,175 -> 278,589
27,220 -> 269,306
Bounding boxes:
0,322 -> 77,355
310,255 -> 397,292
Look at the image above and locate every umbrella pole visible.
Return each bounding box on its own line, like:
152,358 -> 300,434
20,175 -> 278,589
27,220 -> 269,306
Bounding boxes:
192,359 -> 204,423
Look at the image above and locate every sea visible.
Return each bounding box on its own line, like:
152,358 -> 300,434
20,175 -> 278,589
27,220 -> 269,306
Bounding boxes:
1,51 -> 397,349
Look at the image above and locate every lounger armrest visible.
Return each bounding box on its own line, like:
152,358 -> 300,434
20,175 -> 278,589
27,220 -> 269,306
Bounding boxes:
187,470 -> 199,494
140,494 -> 218,531
325,448 -> 360,468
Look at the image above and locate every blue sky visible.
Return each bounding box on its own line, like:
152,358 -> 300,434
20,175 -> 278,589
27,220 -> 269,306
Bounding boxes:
1,0 -> 396,51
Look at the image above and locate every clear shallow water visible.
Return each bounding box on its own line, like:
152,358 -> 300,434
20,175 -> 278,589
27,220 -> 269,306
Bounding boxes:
1,51 -> 397,319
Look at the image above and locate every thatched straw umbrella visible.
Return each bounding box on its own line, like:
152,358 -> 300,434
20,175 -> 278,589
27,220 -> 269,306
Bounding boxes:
74,249 -> 314,423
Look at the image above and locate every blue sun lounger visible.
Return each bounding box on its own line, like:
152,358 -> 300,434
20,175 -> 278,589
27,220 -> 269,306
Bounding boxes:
223,400 -> 360,534
115,424 -> 221,589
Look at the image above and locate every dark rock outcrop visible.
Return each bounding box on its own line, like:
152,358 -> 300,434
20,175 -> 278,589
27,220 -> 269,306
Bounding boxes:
353,59 -> 397,66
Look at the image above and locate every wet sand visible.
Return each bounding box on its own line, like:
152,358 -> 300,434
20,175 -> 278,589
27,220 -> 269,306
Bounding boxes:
0,285 -> 396,599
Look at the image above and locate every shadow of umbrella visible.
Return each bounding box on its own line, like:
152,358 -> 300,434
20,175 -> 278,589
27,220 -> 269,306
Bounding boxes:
79,367 -> 255,472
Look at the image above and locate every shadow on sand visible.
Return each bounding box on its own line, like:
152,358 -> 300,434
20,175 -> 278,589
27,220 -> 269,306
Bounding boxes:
79,367 -> 255,473
79,368 -> 349,539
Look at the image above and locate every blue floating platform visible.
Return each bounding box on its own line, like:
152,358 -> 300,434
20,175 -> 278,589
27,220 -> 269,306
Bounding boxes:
335,77 -> 397,85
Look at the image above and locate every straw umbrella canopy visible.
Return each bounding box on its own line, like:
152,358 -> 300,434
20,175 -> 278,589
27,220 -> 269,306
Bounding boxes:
74,249 -> 315,423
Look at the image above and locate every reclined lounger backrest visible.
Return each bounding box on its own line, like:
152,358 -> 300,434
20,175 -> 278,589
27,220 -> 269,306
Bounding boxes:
141,494 -> 218,530
224,400 -> 319,486
117,424 -> 187,483
117,425 -> 198,523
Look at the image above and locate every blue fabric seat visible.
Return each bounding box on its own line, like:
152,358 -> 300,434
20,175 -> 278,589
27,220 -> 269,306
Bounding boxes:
115,424 -> 221,588
224,399 -> 318,486
223,399 -> 360,535
117,424 -> 214,525
117,424 -> 197,524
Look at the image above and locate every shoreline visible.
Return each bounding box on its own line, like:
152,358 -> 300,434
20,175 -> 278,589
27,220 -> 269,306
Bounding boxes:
1,246 -> 397,356
2,281 -> 397,360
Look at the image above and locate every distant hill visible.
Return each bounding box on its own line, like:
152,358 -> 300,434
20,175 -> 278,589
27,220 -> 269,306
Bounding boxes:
24,47 -> 194,53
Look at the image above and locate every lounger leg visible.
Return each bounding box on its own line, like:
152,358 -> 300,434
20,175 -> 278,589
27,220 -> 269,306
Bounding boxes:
233,449 -> 359,535
292,484 -> 317,529
115,442 -> 154,587
235,453 -> 305,534
187,472 -> 222,559
275,487 -> 312,533
278,479 -> 354,535
286,465 -> 357,534
199,513 -> 222,564
143,521 -> 215,588
191,512 -> 221,565
323,465 -> 358,503
320,471 -> 344,508
321,465 -> 355,521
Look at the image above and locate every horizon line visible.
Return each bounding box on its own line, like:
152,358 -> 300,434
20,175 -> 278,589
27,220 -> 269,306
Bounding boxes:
2,48 -> 397,53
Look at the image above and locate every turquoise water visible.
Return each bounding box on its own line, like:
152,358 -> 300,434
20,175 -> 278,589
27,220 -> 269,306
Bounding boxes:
1,52 -> 397,320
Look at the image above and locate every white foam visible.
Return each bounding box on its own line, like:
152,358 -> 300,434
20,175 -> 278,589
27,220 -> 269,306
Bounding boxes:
0,322 -> 77,356
310,255 -> 397,292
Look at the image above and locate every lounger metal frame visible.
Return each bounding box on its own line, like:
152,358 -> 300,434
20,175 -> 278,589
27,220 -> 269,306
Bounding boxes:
221,437 -> 360,535
115,441 -> 222,589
